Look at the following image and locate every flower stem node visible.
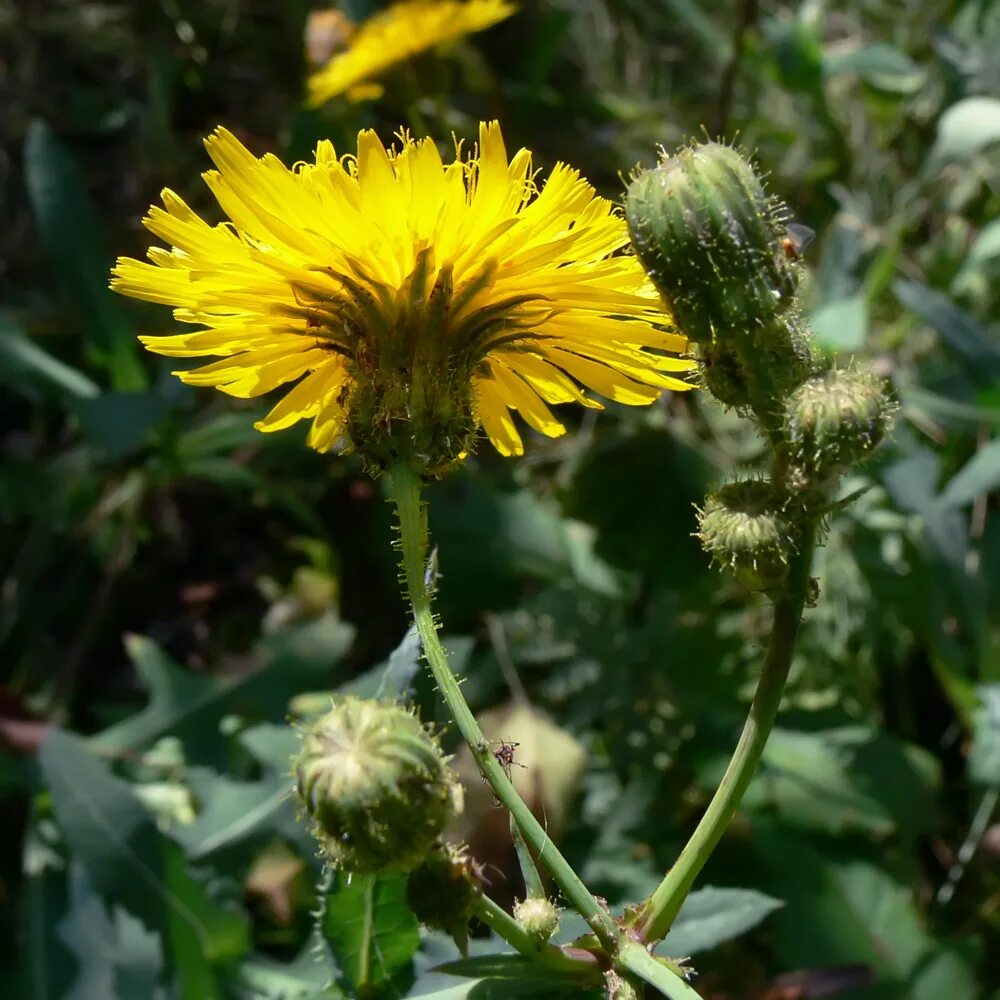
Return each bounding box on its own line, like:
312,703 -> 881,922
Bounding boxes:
625,141 -> 799,348
512,896 -> 561,945
293,696 -> 460,873
697,480 -> 796,591
783,367 -> 894,476
604,970 -> 642,1000
406,842 -> 482,950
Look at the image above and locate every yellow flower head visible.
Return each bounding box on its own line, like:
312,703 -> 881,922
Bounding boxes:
111,122 -> 693,473
306,0 -> 517,105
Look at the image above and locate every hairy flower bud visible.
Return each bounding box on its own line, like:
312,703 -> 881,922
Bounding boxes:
698,480 -> 796,590
513,896 -> 560,944
625,142 -> 799,348
406,842 -> 482,949
783,367 -> 893,475
293,696 -> 460,873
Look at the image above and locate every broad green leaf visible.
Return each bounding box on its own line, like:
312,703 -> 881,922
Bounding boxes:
20,824 -> 77,1000
969,684 -> 1000,787
39,729 -> 249,999
94,620 -> 354,756
809,294 -> 868,350
175,768 -> 297,860
235,946 -> 339,999
752,825 -> 979,997
57,865 -> 165,1000
320,874 -> 419,995
962,217 -> 1000,269
75,391 -> 169,458
900,386 -> 1000,428
893,280 -> 1000,387
824,43 -> 924,94
432,955 -> 573,980
656,887 -> 783,957
239,722 -> 302,772
930,96 -> 1000,164
0,318 -> 100,401
739,727 -> 940,837
934,439 -> 1000,510
23,120 -> 147,391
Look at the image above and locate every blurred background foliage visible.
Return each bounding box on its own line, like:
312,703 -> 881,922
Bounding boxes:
1,0 -> 999,997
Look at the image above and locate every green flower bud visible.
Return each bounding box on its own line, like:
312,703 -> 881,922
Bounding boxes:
697,480 -> 796,590
293,696 -> 460,873
625,142 -> 798,347
406,842 -> 482,949
513,896 -> 560,945
698,343 -> 751,409
783,367 -> 893,474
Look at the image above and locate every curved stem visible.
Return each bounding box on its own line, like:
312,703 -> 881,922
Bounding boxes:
473,895 -> 597,976
635,525 -> 817,943
387,462 -> 620,949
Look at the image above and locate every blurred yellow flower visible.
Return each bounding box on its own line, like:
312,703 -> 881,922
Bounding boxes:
111,122 -> 692,469
306,0 -> 516,105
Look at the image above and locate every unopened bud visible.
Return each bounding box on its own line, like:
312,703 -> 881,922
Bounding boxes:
626,142 -> 798,347
513,896 -> 560,944
783,367 -> 893,475
407,843 -> 482,949
293,696 -> 460,873
698,480 -> 795,590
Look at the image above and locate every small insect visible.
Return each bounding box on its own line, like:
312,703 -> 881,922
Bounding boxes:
781,221 -> 816,260
491,739 -> 525,781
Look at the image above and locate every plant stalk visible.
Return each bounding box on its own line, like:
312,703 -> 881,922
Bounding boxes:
387,462 -> 620,949
616,940 -> 706,1000
635,525 -> 817,943
473,895 -> 596,975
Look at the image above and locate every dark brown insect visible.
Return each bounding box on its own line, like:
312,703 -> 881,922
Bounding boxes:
491,739 -> 524,780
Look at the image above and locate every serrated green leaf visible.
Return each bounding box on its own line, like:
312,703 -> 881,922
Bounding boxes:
39,729 -> 249,999
656,887 -> 783,957
23,120 -> 146,391
94,620 -> 354,756
320,874 -> 419,994
58,864 -> 166,1000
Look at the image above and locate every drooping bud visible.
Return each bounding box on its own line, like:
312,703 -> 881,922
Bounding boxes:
513,896 -> 561,945
782,367 -> 894,476
293,696 -> 461,873
697,480 -> 796,590
406,842 -> 482,951
625,142 -> 799,347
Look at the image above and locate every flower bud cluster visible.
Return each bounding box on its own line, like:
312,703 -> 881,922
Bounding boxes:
626,141 -> 893,590
293,696 -> 461,873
